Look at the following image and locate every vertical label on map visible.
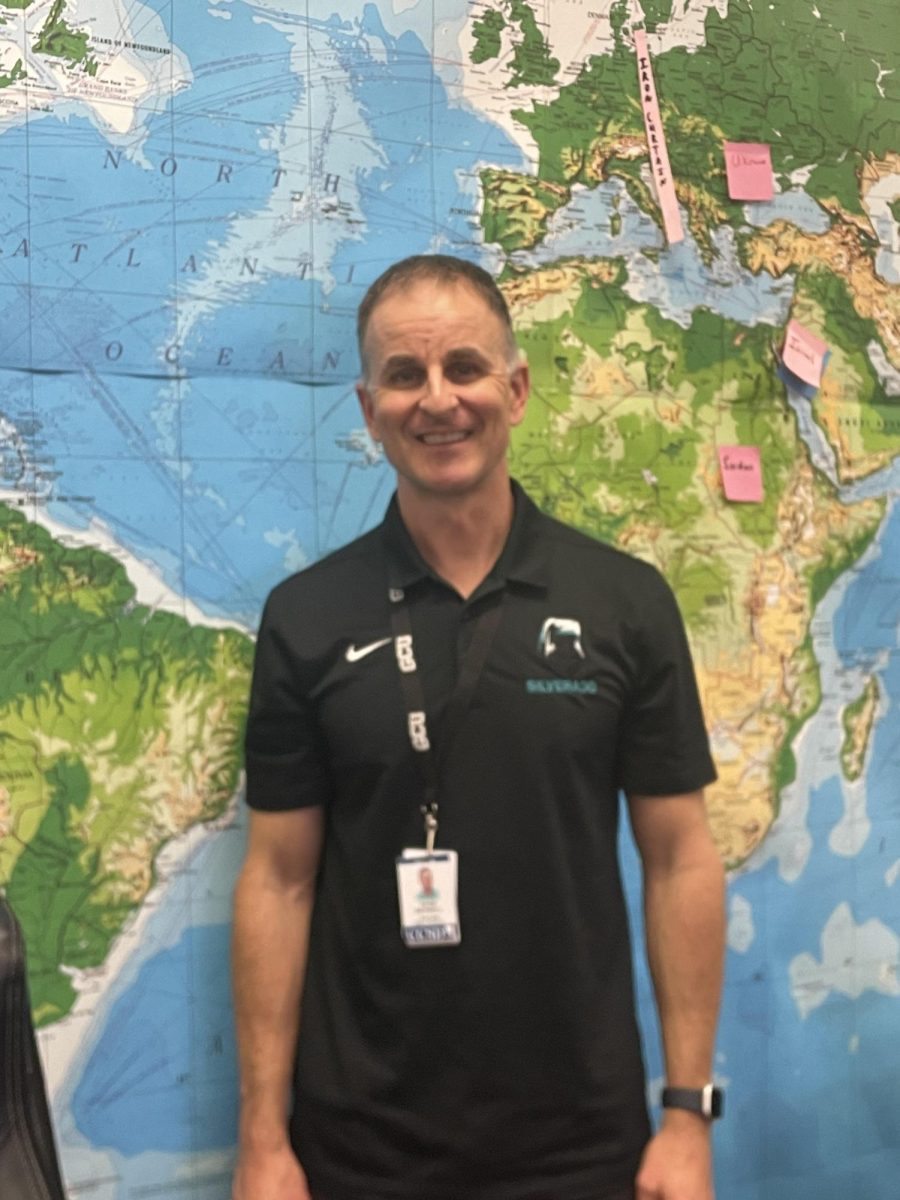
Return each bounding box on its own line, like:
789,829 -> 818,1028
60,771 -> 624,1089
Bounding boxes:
634,28 -> 683,245
718,445 -> 764,502
723,141 -> 774,201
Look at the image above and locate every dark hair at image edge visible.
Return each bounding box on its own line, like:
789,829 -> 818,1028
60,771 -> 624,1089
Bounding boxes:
357,255 -> 516,372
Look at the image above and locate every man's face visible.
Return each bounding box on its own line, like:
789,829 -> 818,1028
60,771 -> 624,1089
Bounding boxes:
356,279 -> 528,501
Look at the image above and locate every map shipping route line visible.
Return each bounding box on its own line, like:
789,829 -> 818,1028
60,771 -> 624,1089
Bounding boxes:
633,27 -> 683,245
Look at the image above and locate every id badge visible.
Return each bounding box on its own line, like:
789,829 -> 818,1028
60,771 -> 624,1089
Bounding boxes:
395,849 -> 460,948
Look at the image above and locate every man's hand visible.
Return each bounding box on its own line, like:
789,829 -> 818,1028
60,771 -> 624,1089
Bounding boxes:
232,1144 -> 312,1200
634,1112 -> 715,1200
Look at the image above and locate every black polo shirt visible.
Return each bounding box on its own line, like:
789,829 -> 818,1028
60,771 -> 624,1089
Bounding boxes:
244,481 -> 716,1200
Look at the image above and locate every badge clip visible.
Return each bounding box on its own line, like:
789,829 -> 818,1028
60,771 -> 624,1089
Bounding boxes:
424,810 -> 438,854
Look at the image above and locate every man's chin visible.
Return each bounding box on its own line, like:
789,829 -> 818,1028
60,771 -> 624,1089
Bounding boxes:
401,468 -> 490,500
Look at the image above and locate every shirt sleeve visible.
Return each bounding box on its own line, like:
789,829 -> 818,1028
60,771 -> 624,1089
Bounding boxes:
243,592 -> 332,811
616,572 -> 717,797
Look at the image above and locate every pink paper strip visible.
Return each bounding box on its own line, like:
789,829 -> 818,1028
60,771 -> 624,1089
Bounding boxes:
782,318 -> 829,387
634,29 -> 683,245
718,445 -> 763,503
723,141 -> 774,201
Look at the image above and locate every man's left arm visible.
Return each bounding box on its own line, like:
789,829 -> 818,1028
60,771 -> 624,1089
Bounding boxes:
626,789 -> 726,1200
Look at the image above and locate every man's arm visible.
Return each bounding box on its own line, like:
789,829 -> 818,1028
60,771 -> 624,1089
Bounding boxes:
626,789 -> 726,1200
232,805 -> 324,1200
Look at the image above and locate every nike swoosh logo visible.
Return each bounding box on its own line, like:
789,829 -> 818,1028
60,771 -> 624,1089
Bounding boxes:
345,637 -> 392,663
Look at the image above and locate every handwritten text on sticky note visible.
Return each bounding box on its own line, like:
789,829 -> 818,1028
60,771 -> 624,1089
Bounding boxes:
723,141 -> 774,202
718,445 -> 763,503
782,318 -> 829,388
635,29 -> 683,244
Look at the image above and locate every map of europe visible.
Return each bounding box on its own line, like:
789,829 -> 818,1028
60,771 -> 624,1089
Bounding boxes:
0,2 -> 898,1198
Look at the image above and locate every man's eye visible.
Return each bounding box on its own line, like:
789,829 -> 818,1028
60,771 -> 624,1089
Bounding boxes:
446,361 -> 483,382
386,367 -> 424,388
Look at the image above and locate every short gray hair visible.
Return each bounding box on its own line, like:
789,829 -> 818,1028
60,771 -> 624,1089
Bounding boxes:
357,254 -> 519,375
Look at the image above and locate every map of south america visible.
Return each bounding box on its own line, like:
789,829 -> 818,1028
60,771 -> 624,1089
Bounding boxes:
0,503 -> 252,1027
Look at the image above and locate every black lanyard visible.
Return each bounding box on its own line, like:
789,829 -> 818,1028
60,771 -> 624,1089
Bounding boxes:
388,585 -> 505,851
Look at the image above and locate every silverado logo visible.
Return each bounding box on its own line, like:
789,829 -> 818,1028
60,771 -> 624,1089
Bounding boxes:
538,617 -> 585,659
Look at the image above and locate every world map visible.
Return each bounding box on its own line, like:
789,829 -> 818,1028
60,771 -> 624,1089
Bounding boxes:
0,2 -> 898,1198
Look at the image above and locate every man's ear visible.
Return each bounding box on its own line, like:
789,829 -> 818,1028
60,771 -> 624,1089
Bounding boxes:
357,381 -> 380,441
508,359 -> 530,427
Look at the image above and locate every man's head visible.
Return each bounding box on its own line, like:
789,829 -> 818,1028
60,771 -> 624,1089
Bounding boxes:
357,255 -> 518,377
355,255 -> 528,503
419,866 -> 435,895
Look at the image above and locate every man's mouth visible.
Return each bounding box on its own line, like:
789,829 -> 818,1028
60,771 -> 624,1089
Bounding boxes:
417,430 -> 471,446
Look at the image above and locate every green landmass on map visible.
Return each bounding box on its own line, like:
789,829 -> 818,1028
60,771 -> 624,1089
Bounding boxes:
0,504 -> 253,1026
505,0 -> 558,87
474,0 -> 899,254
474,0 -> 900,486
639,1 -> 674,31
469,0 -> 558,86
650,0 -> 899,217
736,232 -> 900,482
840,676 -> 880,782
0,2 -> 34,11
479,167 -> 569,251
34,0 -> 98,74
0,57 -> 24,87
890,199 -> 900,226
507,262 -> 872,569
800,271 -> 900,471
501,260 -> 884,865
471,9 -> 505,64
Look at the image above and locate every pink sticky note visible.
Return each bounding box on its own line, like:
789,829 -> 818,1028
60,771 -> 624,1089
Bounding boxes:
718,446 -> 763,503
723,141 -> 774,201
782,318 -> 828,388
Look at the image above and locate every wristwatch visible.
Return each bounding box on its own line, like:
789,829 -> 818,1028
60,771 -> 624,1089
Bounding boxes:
661,1084 -> 724,1120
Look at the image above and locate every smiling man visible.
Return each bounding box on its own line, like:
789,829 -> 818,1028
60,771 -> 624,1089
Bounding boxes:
232,255 -> 726,1200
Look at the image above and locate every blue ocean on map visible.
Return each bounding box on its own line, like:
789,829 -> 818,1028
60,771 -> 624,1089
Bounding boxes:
72,922 -> 238,1155
7,0 -> 526,624
514,180 -> 795,330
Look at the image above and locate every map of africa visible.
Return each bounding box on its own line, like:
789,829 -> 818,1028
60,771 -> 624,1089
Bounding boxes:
0,2 -> 898,1197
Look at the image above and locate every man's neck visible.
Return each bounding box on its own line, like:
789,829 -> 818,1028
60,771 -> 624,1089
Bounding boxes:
397,476 -> 514,599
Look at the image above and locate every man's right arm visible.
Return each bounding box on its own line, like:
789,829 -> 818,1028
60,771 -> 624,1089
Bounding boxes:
232,805 -> 324,1200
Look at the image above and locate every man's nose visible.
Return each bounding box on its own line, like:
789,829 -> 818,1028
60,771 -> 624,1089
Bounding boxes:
418,367 -> 458,415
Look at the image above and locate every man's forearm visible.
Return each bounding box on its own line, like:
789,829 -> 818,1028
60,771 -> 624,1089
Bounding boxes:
630,796 -> 724,1198
232,865 -> 316,1149
643,838 -> 725,1087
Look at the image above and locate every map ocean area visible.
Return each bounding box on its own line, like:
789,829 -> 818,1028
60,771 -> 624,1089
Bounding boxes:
0,0 -> 447,383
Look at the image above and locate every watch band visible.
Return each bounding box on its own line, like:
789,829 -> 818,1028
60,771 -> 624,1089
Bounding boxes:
661,1084 -> 724,1120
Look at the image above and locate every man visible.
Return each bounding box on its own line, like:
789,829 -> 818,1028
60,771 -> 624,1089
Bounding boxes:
417,866 -> 437,900
232,255 -> 725,1200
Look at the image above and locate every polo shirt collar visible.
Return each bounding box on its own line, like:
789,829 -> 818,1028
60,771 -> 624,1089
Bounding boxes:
381,479 -> 550,593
